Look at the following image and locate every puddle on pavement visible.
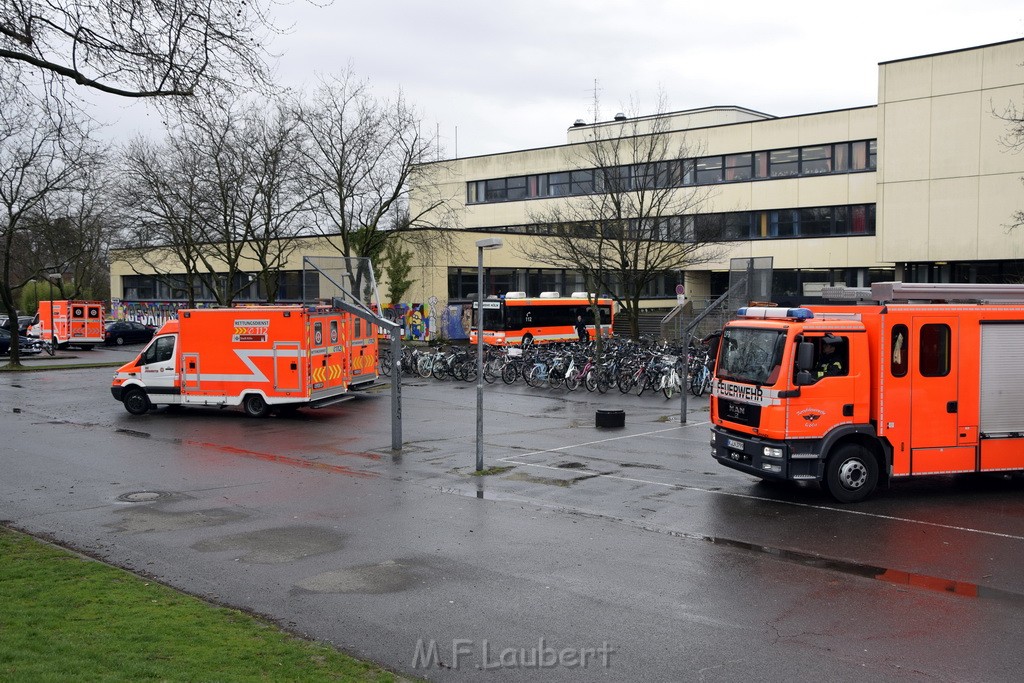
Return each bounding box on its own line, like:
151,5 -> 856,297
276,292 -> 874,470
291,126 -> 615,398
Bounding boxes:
504,471 -> 572,487
705,534 -> 1024,604
293,559 -> 421,594
107,507 -> 247,533
192,526 -> 345,563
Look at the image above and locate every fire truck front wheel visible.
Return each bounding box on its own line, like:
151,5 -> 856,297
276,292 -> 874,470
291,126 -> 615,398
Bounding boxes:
243,394 -> 270,418
824,444 -> 879,503
122,388 -> 151,415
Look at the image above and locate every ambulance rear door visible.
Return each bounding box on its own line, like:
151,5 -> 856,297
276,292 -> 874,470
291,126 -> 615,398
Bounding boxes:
309,315 -> 347,399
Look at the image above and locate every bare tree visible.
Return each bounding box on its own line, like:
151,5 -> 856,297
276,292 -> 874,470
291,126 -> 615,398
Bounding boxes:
997,100 -> 1024,231
23,163 -> 116,301
0,85 -> 99,365
0,0 -> 275,99
295,70 -> 455,298
118,133 -> 210,306
243,102 -> 312,302
520,98 -> 729,339
118,97 -> 310,305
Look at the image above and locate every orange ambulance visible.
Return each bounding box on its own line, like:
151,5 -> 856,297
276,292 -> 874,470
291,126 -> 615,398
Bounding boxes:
30,300 -> 105,349
110,304 -> 378,417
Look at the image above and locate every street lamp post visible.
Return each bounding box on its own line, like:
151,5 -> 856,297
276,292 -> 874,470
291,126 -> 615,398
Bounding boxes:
475,237 -> 503,472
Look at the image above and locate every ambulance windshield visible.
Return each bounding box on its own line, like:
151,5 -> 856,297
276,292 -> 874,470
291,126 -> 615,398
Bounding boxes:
716,327 -> 787,386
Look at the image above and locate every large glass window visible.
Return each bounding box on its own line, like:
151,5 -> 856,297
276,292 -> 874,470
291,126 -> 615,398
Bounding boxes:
695,156 -> 724,184
769,149 -> 799,177
800,207 -> 833,236
800,145 -> 832,174
919,324 -> 951,377
724,154 -> 752,181
891,324 -> 909,378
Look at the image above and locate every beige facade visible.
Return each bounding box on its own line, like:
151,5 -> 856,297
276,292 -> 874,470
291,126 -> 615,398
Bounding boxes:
111,38 -> 1024,320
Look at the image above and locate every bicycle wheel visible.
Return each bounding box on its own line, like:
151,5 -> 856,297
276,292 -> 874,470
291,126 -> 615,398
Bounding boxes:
417,356 -> 434,378
524,364 -> 544,388
662,372 -> 676,399
483,358 -> 500,384
634,372 -> 648,396
696,371 -> 711,397
617,372 -> 635,393
584,369 -> 598,392
379,352 -> 392,377
565,370 -> 581,392
501,362 -> 519,384
691,368 -> 706,396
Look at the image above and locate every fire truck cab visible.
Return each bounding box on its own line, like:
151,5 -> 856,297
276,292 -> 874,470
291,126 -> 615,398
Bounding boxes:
710,282 -> 1024,502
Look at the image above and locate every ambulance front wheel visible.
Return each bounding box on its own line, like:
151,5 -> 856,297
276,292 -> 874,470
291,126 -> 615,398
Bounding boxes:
243,394 -> 270,418
123,388 -> 151,415
824,444 -> 878,503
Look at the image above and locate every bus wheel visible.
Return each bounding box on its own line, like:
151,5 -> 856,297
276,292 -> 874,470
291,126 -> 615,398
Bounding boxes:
123,388 -> 150,416
824,444 -> 878,503
243,394 -> 270,418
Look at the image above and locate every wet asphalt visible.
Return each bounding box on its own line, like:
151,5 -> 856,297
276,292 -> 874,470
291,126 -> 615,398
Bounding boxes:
2,345 -> 1024,681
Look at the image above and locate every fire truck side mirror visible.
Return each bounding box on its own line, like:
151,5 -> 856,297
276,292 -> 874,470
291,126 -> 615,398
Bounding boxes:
796,342 -> 814,372
795,370 -> 815,386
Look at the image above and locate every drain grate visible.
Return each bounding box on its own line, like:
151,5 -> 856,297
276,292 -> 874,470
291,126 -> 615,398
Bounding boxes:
117,491 -> 167,503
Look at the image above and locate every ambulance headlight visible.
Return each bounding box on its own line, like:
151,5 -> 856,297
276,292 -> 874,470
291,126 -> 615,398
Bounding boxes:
762,446 -> 783,459
710,432 -> 716,446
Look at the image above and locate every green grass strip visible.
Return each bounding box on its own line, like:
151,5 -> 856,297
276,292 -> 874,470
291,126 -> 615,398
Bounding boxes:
0,527 -> 402,682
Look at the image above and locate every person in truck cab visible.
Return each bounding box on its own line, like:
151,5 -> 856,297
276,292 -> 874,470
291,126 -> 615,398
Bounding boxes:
815,338 -> 846,379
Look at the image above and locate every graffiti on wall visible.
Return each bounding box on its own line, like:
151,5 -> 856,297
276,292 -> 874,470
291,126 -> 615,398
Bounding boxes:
111,300 -> 195,326
114,298 -> 476,342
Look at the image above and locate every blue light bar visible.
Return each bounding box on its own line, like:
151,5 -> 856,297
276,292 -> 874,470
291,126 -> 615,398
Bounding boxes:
737,307 -> 814,320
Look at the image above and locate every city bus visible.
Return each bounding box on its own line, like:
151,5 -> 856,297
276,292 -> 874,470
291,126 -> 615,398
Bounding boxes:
470,291 -> 614,346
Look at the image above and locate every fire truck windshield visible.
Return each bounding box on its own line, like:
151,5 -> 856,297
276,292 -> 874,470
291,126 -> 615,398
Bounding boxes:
717,327 -> 787,386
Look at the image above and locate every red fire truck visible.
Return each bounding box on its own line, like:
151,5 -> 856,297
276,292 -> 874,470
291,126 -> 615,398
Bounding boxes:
710,282 -> 1024,502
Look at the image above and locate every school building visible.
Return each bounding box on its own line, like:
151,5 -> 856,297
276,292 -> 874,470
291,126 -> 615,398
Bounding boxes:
110,38 -> 1024,337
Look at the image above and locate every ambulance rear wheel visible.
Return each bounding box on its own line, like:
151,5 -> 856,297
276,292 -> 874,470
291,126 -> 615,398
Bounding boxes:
825,444 -> 878,503
123,388 -> 150,416
243,394 -> 270,418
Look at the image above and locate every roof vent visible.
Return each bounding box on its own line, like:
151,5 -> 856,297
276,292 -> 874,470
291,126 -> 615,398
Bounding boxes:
572,119 -> 587,127
538,291 -> 561,299
613,112 -> 627,121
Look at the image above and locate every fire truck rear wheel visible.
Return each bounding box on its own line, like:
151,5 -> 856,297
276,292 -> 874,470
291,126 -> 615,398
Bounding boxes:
243,394 -> 270,418
825,444 -> 878,503
123,388 -> 150,416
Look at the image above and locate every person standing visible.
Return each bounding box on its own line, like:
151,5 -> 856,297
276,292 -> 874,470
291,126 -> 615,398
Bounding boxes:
575,314 -> 588,343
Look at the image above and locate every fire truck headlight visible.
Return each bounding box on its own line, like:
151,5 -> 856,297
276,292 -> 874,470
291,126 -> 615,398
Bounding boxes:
710,432 -> 716,447
762,446 -> 783,459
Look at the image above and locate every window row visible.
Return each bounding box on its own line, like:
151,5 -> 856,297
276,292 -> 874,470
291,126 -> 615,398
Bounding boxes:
448,267 -> 680,301
121,271 -> 317,302
467,140 -> 877,204
484,204 -> 876,242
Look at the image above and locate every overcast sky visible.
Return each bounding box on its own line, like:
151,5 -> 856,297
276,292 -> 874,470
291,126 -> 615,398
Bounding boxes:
95,0 -> 1024,159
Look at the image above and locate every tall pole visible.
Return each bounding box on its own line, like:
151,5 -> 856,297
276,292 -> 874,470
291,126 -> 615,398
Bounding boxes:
474,238 -> 502,472
476,246 -> 485,472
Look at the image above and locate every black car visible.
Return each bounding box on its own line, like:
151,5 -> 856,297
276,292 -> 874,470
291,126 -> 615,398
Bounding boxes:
104,320 -> 157,346
0,315 -> 34,335
0,327 -> 43,356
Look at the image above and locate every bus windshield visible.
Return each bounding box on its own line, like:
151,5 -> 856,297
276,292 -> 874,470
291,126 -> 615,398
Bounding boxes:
716,327 -> 787,386
471,303 -> 505,331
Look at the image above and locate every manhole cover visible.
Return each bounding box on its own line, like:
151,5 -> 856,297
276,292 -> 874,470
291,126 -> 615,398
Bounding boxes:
117,491 -> 167,503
